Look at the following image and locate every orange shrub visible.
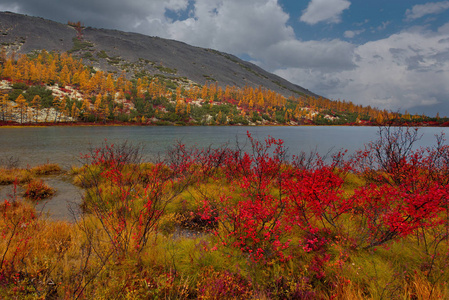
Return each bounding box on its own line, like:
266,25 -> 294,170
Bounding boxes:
23,179 -> 55,200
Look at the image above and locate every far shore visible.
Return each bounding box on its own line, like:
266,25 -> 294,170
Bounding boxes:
1,121 -> 449,128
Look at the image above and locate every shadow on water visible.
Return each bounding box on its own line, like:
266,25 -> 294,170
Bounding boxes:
0,175 -> 83,222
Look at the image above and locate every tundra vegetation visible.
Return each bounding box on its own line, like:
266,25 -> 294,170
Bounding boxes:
1,126 -> 449,299
0,49 -> 446,126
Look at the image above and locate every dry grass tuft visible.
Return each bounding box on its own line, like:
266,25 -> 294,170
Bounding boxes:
0,168 -> 33,185
405,273 -> 449,300
31,163 -> 62,176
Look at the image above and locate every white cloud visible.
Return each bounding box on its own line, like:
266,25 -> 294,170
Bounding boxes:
165,0 -> 189,11
377,21 -> 390,31
344,29 -> 365,38
300,0 -> 351,25
149,0 -> 354,73
0,0 -> 190,34
275,29 -> 449,113
439,22 -> 449,33
0,3 -> 20,12
355,19 -> 369,26
159,0 -> 295,56
405,1 -> 449,21
260,39 -> 355,71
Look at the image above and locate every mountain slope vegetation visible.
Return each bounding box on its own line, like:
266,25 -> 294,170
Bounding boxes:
0,12 -> 444,126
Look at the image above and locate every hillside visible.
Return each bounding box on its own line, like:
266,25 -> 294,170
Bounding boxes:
0,11 -> 316,98
0,12 -> 444,126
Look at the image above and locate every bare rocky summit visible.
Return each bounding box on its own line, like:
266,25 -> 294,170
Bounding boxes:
0,11 -> 318,98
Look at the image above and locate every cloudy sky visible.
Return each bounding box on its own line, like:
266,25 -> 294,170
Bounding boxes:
1,0 -> 449,115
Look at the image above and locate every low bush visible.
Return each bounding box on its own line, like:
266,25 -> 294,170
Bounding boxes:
23,179 -> 55,200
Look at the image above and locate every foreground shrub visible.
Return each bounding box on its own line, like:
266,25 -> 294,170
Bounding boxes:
2,128 -> 449,299
0,200 -> 38,281
23,179 -> 55,200
76,141 -> 193,255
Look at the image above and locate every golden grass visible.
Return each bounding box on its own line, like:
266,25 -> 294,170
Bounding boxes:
0,167 -> 33,185
341,171 -> 366,196
405,273 -> 449,300
30,163 -> 62,176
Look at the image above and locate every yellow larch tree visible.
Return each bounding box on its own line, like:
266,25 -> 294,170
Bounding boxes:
15,94 -> 28,124
0,93 -> 12,121
59,65 -> 71,87
81,98 -> 91,120
71,102 -> 79,122
106,74 -> 115,93
30,95 -> 41,123
94,93 -> 103,122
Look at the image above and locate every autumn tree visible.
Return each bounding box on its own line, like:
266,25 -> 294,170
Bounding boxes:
102,102 -> 110,123
0,93 -> 12,121
175,99 -> 185,115
71,102 -> 80,122
30,95 -> 41,123
105,73 -> 115,93
59,65 -> 71,87
112,106 -> 120,121
2,59 -> 14,79
53,96 -> 67,122
93,93 -> 103,122
15,94 -> 28,124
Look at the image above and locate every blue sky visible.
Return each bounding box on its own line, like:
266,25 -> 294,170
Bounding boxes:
282,1 -> 449,42
1,0 -> 449,116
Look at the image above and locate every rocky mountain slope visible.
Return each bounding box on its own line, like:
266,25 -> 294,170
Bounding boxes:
0,11 -> 318,98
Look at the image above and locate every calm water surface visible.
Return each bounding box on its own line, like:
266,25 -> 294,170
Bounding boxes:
1,126 -> 449,167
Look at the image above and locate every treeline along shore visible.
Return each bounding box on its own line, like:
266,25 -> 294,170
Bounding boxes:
1,50 -> 447,127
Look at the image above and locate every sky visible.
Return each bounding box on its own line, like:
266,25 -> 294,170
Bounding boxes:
1,0 -> 449,116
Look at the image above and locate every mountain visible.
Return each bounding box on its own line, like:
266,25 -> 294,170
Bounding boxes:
0,11 -> 317,98
2,11 -> 438,127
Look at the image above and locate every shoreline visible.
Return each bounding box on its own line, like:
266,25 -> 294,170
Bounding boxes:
1,121 -> 449,128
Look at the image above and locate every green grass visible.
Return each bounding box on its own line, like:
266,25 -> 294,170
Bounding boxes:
68,37 -> 94,53
155,65 -> 177,74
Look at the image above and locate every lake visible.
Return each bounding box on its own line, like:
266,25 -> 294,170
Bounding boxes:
1,126 -> 449,168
